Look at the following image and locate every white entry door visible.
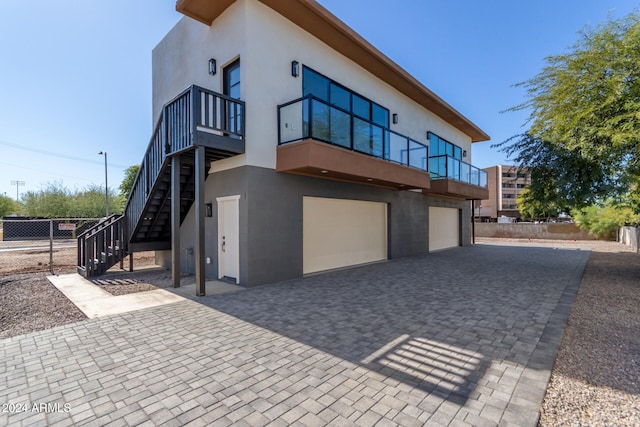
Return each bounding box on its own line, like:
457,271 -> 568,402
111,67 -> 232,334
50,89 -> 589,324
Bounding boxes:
217,195 -> 240,283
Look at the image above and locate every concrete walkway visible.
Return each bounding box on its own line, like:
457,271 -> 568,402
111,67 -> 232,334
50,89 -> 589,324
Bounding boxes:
47,274 -> 185,319
0,244 -> 589,426
47,273 -> 244,318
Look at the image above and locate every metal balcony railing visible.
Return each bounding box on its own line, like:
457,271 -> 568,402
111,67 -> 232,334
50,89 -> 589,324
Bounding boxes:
429,155 -> 488,187
278,95 -> 428,172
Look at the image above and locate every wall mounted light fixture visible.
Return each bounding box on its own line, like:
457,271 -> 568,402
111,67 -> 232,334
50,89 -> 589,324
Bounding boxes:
208,58 -> 217,75
205,203 -> 213,217
463,150 -> 467,158
392,113 -> 398,124
291,60 -> 299,77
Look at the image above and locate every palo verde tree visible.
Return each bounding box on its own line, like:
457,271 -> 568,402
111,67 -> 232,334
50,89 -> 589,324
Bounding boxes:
496,13 -> 640,209
21,182 -> 123,218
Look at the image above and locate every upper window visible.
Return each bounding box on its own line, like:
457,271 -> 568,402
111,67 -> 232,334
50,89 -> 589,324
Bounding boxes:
428,132 -> 463,160
224,59 -> 241,99
302,66 -> 389,128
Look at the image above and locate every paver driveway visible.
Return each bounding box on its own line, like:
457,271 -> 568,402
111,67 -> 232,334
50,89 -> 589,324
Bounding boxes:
1,244 -> 589,426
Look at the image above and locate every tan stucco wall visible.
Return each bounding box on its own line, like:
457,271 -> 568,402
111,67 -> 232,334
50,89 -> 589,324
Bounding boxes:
475,223 -> 599,240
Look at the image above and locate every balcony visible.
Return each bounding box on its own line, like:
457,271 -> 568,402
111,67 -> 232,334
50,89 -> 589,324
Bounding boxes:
425,155 -> 489,200
277,95 -> 430,190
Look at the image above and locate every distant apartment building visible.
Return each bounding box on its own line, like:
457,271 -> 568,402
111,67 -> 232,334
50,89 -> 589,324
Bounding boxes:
478,165 -> 530,221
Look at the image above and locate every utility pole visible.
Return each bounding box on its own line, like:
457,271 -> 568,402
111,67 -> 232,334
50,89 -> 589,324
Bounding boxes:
98,151 -> 109,217
11,180 -> 25,201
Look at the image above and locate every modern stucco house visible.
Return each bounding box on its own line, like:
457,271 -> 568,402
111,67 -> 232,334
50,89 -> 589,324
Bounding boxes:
78,0 -> 489,295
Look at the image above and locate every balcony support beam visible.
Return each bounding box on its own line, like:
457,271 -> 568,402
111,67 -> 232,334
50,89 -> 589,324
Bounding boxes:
171,155 -> 181,288
194,146 -> 206,296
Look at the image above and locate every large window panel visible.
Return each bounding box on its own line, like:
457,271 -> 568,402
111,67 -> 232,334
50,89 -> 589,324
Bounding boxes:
303,68 -> 329,102
454,145 -> 462,160
330,83 -> 351,111
329,106 -> 351,148
370,124 -> 384,158
353,118 -> 372,154
446,142 -> 454,158
310,99 -> 330,141
352,95 -> 371,120
372,103 -> 389,127
430,156 -> 446,179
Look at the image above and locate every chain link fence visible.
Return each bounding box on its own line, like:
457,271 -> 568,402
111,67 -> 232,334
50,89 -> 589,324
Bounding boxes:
0,218 -> 102,275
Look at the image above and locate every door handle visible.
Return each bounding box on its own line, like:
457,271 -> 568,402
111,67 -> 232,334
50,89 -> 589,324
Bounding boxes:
222,236 -> 226,252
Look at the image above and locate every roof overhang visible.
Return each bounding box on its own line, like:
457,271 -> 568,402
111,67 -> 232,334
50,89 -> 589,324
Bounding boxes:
176,0 -> 490,142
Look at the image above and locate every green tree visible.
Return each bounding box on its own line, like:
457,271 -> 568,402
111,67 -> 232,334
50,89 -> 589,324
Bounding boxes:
516,187 -> 561,221
22,182 -> 72,217
497,13 -> 640,208
20,182 -> 124,218
75,185 -> 124,217
497,134 -> 621,208
0,194 -> 18,217
574,202 -> 640,239
119,165 -> 140,201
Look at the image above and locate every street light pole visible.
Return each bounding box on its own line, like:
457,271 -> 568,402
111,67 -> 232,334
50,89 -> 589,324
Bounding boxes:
98,151 -> 108,217
10,180 -> 25,202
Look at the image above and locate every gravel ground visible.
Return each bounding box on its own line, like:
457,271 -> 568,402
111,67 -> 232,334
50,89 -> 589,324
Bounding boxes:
0,250 -> 158,338
91,268 -> 195,296
0,271 -> 87,339
1,238 -> 638,425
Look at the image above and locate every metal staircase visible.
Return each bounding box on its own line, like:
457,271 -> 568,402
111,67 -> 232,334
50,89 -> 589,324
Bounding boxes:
77,85 -> 245,277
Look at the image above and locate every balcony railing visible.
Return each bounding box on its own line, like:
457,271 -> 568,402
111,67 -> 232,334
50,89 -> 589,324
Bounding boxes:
429,155 -> 488,187
278,95 -> 428,172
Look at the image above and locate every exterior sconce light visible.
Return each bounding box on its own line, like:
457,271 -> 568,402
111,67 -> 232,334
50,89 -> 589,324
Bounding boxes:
392,114 -> 398,124
463,150 -> 467,158
208,58 -> 217,75
291,61 -> 299,77
426,131 -> 431,140
205,203 -> 213,217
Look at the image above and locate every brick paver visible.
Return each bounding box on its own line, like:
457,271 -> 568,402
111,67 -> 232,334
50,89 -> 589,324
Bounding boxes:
0,244 -> 588,426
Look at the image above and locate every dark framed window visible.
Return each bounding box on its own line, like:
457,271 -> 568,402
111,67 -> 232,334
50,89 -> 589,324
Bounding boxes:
302,66 -> 389,127
223,59 -> 241,135
428,131 -> 463,160
224,59 -> 240,99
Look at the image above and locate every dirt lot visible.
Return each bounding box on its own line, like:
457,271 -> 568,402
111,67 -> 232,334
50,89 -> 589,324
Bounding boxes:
0,244 -> 158,339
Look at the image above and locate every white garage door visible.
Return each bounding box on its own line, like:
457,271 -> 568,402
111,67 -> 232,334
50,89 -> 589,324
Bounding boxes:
303,197 -> 387,274
429,207 -> 460,251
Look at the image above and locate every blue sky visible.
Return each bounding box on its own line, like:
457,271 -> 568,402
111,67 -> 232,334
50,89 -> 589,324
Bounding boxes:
0,0 -> 637,200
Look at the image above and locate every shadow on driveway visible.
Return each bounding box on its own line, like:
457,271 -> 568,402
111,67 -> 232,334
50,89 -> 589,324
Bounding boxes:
196,244 -> 589,408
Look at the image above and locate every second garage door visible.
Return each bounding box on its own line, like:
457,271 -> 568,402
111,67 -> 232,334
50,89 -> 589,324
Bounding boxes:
303,197 -> 387,274
429,206 -> 460,251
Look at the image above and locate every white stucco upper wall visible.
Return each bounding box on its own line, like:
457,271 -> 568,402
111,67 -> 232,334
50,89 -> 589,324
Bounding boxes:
152,0 -> 475,171
151,1 -> 246,125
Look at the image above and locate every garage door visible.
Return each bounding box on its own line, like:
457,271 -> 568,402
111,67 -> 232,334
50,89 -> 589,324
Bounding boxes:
303,197 -> 387,274
429,207 -> 460,251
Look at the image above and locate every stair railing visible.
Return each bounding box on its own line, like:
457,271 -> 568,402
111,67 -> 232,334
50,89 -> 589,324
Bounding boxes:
77,214 -> 126,276
123,85 -> 245,244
